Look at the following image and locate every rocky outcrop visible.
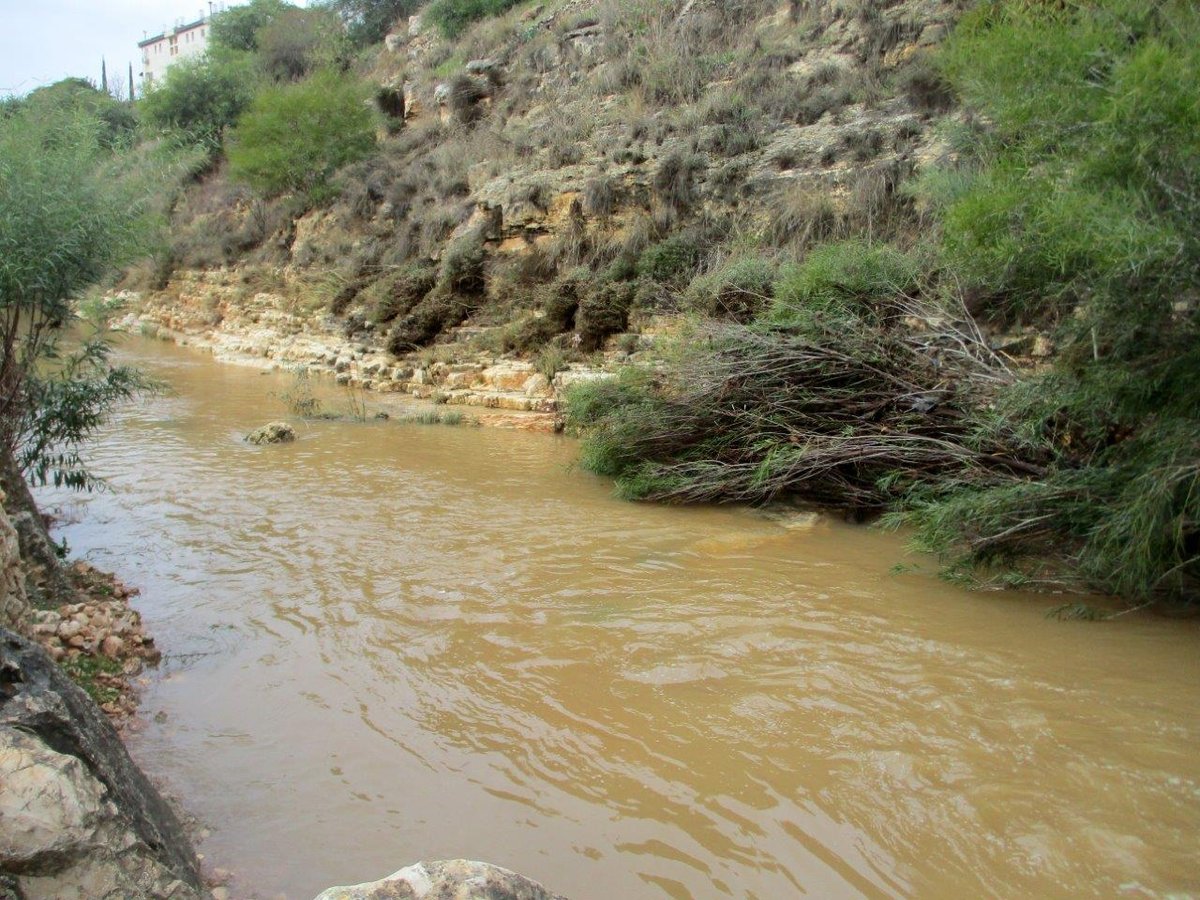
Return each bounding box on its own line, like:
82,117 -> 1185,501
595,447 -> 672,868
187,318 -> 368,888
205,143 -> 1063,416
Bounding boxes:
314,860 -> 567,900
246,421 -> 297,445
0,494 -> 31,635
0,630 -> 202,899
0,455 -> 76,612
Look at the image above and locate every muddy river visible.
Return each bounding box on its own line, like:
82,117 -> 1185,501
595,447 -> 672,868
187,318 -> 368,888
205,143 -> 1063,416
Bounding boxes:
38,336 -> 1199,899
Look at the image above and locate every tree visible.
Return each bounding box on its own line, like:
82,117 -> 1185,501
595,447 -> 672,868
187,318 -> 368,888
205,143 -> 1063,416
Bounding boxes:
227,69 -> 376,199
208,0 -> 292,53
0,93 -> 162,496
140,52 -> 258,143
257,7 -> 349,81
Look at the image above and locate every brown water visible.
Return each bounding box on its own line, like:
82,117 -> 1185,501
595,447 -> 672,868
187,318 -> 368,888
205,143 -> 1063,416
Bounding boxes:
39,337 -> 1199,899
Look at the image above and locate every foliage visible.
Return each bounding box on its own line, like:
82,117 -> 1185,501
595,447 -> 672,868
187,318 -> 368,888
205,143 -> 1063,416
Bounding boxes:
257,7 -> 350,81
16,79 -> 138,148
323,0 -> 423,46
397,409 -> 468,425
61,653 -> 123,705
770,241 -> 919,327
566,297 -> 1024,507
895,0 -> 1200,602
425,0 -> 523,39
227,70 -> 376,198
275,368 -> 324,417
686,256 -> 776,321
19,320 -> 154,491
0,103 -> 165,489
140,53 -> 259,142
209,0 -> 292,53
637,235 -> 702,285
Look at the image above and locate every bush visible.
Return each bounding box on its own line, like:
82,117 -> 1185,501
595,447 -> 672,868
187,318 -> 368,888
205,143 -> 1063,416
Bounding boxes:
257,7 -> 349,81
386,286 -> 469,352
19,79 -> 138,148
364,263 -> 437,323
770,241 -> 919,326
893,0 -> 1200,603
425,0 -> 522,39
0,101 -> 166,491
209,0 -> 289,53
504,273 -> 585,353
686,256 -> 776,321
637,234 -> 702,285
437,229 -> 487,294
652,150 -> 706,213
140,53 -> 258,141
577,281 -> 635,352
227,70 -> 376,198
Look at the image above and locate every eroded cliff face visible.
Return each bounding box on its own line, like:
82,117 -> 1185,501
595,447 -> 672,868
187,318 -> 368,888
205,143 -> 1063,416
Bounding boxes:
127,0 -> 964,418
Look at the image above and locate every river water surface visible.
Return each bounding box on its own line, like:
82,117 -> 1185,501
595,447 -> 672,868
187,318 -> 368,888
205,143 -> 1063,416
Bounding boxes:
39,337 -> 1199,899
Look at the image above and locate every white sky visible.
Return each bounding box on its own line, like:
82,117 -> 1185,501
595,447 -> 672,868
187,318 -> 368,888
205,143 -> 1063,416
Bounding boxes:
0,0 -> 304,99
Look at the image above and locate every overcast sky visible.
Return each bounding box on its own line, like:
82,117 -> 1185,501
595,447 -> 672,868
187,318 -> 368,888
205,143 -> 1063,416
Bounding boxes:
0,0 -> 303,99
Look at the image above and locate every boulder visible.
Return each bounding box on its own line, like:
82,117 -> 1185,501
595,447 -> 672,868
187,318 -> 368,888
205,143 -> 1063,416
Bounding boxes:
0,630 -> 202,898
313,860 -> 567,900
245,422 -> 296,445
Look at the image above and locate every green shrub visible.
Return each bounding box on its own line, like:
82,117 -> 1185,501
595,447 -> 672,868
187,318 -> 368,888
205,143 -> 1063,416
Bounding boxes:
364,262 -> 437,323
686,256 -> 776,321
425,0 -> 522,39
140,53 -> 258,141
637,234 -> 702,285
227,70 -> 376,198
504,273 -> 585,352
534,344 -> 569,381
256,7 -> 349,81
18,79 -> 138,148
893,0 -> 1200,603
386,286 -> 468,352
652,151 -> 706,213
577,281 -> 636,352
770,241 -> 919,326
209,0 -> 289,53
437,229 -> 487,294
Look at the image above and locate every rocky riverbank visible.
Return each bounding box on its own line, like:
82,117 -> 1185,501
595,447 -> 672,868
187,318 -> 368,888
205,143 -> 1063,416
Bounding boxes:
119,272 -> 626,434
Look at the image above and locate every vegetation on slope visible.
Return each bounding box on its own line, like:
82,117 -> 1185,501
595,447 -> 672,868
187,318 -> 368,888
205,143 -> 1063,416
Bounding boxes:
116,0 -> 1198,606
570,0 -> 1200,606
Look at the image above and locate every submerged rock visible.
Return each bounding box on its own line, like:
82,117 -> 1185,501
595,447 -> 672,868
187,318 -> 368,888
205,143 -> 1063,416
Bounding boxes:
0,630 -> 202,898
245,422 -> 296,445
313,859 -> 567,900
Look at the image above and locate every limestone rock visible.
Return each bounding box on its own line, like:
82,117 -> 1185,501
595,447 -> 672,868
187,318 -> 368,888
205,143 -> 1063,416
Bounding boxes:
245,422 -> 296,445
313,860 -> 567,900
0,630 -> 202,898
0,727 -> 107,872
465,58 -> 500,77
0,494 -> 30,635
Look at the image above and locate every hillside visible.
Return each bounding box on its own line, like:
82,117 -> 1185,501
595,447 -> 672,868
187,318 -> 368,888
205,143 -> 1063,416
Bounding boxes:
133,0 -> 961,378
123,0 -> 1200,608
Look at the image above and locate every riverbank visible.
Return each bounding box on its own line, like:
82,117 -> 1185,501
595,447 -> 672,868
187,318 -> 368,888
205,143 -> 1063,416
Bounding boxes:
32,335 -> 1200,898
117,269 -> 638,434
